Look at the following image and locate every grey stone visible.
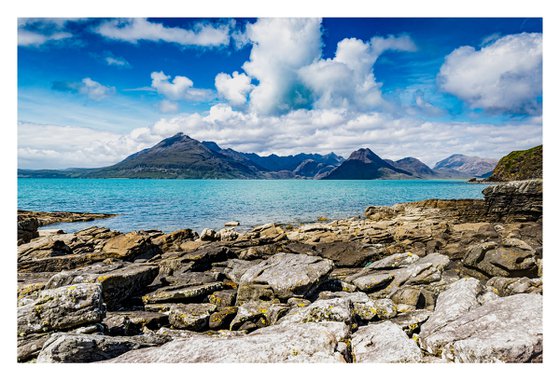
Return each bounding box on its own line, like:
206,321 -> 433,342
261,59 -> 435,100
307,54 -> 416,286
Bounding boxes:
168,303 -> 217,331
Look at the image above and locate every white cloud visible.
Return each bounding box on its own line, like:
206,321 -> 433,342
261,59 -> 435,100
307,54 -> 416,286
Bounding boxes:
79,78 -> 115,100
105,55 -> 131,68
241,18 -> 323,115
18,19 -> 74,47
150,71 -> 214,102
438,33 -> 542,113
19,106 -> 542,170
96,18 -> 230,47
299,35 -> 416,111
159,100 -> 179,113
215,71 -> 254,106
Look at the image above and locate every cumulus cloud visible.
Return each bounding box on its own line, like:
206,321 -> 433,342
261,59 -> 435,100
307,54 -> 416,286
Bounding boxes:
241,18 -> 323,115
215,19 -> 415,115
96,18 -> 231,47
299,35 -> 415,111
151,71 -> 214,102
105,55 -> 131,68
18,104 -> 542,169
438,33 -> 542,113
215,71 -> 254,106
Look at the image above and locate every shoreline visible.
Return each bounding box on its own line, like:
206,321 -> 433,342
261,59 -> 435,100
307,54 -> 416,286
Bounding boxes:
17,179 -> 543,363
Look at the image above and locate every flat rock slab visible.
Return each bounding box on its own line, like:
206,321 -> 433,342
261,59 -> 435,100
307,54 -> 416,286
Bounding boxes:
36,333 -> 167,363
239,253 -> 334,300
107,322 -> 347,363
142,282 -> 223,304
17,283 -> 105,337
419,293 -> 542,362
168,303 -> 217,331
352,321 -> 423,363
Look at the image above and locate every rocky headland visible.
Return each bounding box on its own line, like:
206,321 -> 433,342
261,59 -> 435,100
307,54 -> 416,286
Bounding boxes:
17,180 -> 542,363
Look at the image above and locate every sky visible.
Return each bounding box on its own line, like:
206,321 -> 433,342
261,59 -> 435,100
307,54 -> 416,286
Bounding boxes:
17,17 -> 543,169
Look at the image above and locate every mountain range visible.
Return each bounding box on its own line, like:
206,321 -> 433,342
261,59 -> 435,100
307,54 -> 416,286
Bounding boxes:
18,132 -> 498,180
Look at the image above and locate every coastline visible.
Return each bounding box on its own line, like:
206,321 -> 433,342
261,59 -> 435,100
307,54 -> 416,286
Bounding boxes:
17,179 -> 543,363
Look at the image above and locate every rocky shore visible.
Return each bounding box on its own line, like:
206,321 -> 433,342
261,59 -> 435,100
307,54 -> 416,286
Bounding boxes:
17,179 -> 543,363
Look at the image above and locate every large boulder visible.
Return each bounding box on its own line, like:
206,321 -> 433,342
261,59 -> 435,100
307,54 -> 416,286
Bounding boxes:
45,262 -> 159,310
168,303 -> 217,331
352,321 -> 423,363
239,253 -> 334,300
463,239 -> 538,278
482,180 -> 542,222
18,216 -> 39,245
102,232 -> 160,261
17,283 -> 105,337
36,333 -> 167,363
419,293 -> 542,362
107,322 -> 347,363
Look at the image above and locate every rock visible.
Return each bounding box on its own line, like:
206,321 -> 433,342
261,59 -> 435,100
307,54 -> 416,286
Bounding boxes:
18,333 -> 50,362
352,273 -> 394,292
419,293 -> 542,362
36,333 -> 167,363
390,310 -> 432,336
103,311 -> 169,336
223,259 -> 262,283
313,241 -> 380,267
209,307 -> 238,330
463,240 -> 538,278
278,298 -> 353,328
102,232 -> 160,261
18,216 -> 39,245
208,289 -> 237,307
371,298 -> 398,319
239,253 -> 334,300
18,252 -> 109,273
225,221 -> 240,227
483,180 -> 542,222
108,322 -> 347,363
169,303 -> 217,331
200,228 -> 218,241
230,301 -> 290,331
142,282 -> 223,304
367,252 -> 420,269
420,278 -> 483,338
486,277 -> 543,296
46,262 -> 159,310
152,229 -> 197,252
217,228 -> 238,241
364,206 -> 397,221
391,287 -> 437,310
352,321 -> 423,363
17,283 -> 105,337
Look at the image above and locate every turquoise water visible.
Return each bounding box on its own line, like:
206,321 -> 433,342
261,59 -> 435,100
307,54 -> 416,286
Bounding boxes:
18,179 -> 487,233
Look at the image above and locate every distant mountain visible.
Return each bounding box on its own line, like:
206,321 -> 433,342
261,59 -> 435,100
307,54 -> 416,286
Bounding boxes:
433,154 -> 497,177
385,157 -> 438,179
488,145 -> 542,181
86,133 -> 264,179
323,148 -> 414,180
241,152 -> 344,172
293,159 -> 336,179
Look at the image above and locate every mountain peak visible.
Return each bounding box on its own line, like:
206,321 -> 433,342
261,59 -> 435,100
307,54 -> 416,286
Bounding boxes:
348,148 -> 379,163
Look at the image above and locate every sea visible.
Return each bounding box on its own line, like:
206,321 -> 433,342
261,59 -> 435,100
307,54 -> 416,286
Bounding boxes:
18,178 -> 488,234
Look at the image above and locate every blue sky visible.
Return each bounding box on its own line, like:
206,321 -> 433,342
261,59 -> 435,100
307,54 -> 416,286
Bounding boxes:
18,18 -> 543,169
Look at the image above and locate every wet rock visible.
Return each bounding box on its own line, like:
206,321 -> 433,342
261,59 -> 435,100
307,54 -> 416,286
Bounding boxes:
419,293 -> 542,362
352,321 -> 423,363
36,332 -> 167,363
486,276 -> 543,296
103,311 -> 169,336
108,322 -> 347,363
142,282 -> 223,304
17,283 -> 105,337
239,253 -> 334,300
169,303 -> 217,331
